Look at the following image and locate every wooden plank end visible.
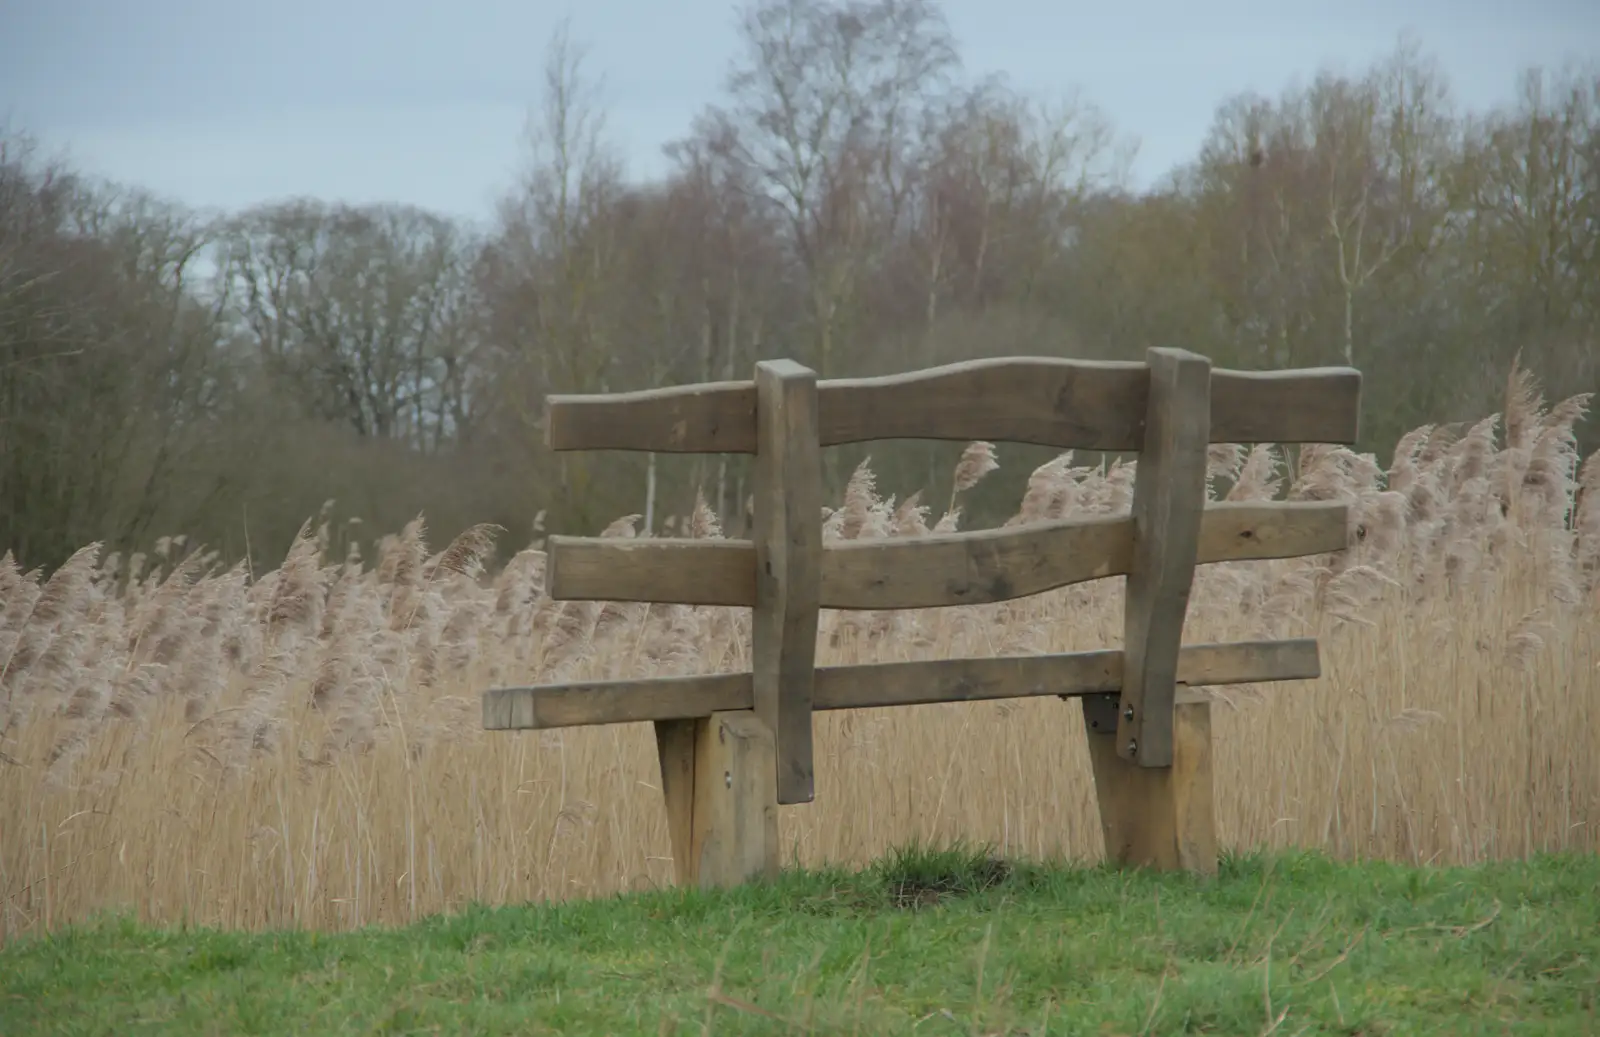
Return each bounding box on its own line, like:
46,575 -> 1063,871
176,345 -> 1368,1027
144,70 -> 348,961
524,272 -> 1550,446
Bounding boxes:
546,382 -> 759,453
546,535 -> 757,606
1211,366 -> 1363,446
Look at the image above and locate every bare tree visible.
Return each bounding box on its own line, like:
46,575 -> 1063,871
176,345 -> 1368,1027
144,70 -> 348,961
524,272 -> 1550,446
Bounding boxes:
1312,40 -> 1456,366
0,131 -> 234,565
911,76 -> 1123,335
687,0 -> 960,377
219,200 -> 477,450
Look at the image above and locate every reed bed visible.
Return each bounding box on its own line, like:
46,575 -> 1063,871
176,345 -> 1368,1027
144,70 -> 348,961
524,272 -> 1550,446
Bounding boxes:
2,365 -> 1597,940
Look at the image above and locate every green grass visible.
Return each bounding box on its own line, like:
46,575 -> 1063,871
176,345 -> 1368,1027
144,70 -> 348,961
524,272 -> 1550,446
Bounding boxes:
3,845 -> 1597,1035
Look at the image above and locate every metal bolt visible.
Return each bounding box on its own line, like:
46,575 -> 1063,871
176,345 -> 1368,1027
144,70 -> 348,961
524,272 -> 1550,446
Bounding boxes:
724,770 -> 732,789
1123,706 -> 1134,722
1127,739 -> 1137,756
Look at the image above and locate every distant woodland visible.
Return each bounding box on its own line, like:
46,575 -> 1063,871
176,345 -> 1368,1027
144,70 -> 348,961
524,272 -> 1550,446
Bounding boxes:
3,1 -> 1596,571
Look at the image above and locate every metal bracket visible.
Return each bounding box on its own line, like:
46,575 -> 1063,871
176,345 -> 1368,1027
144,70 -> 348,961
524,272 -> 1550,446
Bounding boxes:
1081,693 -> 1121,735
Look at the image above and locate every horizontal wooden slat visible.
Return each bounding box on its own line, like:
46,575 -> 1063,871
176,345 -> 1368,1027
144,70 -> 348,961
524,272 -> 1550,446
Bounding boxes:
546,381 -> 756,453
1209,366 -> 1362,446
542,358 -> 1362,454
545,500 -> 1350,609
482,638 -> 1322,730
547,536 -> 755,607
818,358 -> 1149,451
1195,500 -> 1349,563
825,514 -> 1131,609
826,500 -> 1346,610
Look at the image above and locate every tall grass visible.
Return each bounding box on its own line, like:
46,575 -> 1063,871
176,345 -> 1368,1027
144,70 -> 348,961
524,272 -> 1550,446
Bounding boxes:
2,364 -> 1597,941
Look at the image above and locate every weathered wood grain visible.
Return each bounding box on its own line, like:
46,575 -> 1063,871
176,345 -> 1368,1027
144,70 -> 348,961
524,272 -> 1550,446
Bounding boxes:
547,535 -> 755,606
751,360 -> 823,805
818,358 -> 1149,451
480,637 -> 1321,731
1209,365 -> 1362,446
823,514 -> 1129,609
821,500 -> 1347,610
1170,696 -> 1218,872
544,500 -> 1349,610
653,718 -> 698,885
484,671 -> 750,730
1195,500 -> 1349,563
540,357 -> 1362,455
690,711 -> 780,889
650,711 -> 780,890
1083,687 -> 1217,874
546,380 -> 756,453
1117,347 -> 1212,769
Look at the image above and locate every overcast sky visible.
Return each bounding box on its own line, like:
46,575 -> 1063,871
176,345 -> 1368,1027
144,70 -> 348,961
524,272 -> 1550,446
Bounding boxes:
1,0 -> 1596,225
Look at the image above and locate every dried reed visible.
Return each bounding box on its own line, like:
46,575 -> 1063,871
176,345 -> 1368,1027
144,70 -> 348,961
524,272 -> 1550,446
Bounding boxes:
1,367 -> 1596,939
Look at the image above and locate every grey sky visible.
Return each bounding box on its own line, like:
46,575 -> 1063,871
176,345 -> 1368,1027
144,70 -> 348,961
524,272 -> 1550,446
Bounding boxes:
1,0 -> 1596,226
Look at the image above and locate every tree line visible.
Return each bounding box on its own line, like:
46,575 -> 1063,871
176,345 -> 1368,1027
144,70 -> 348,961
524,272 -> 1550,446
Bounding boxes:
3,0 -> 1596,571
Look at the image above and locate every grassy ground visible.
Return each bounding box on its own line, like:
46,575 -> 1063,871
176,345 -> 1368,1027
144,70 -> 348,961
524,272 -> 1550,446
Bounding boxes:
3,847 -> 1596,1036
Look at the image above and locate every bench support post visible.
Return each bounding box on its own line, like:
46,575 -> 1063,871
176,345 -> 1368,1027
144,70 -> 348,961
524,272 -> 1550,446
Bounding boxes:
654,711 -> 781,889
1081,687 -> 1218,874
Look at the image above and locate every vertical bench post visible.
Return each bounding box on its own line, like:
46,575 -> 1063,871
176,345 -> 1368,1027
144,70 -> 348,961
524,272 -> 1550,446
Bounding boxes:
1116,347 -> 1212,767
1083,346 -> 1216,872
751,360 -> 823,805
650,357 -> 820,889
